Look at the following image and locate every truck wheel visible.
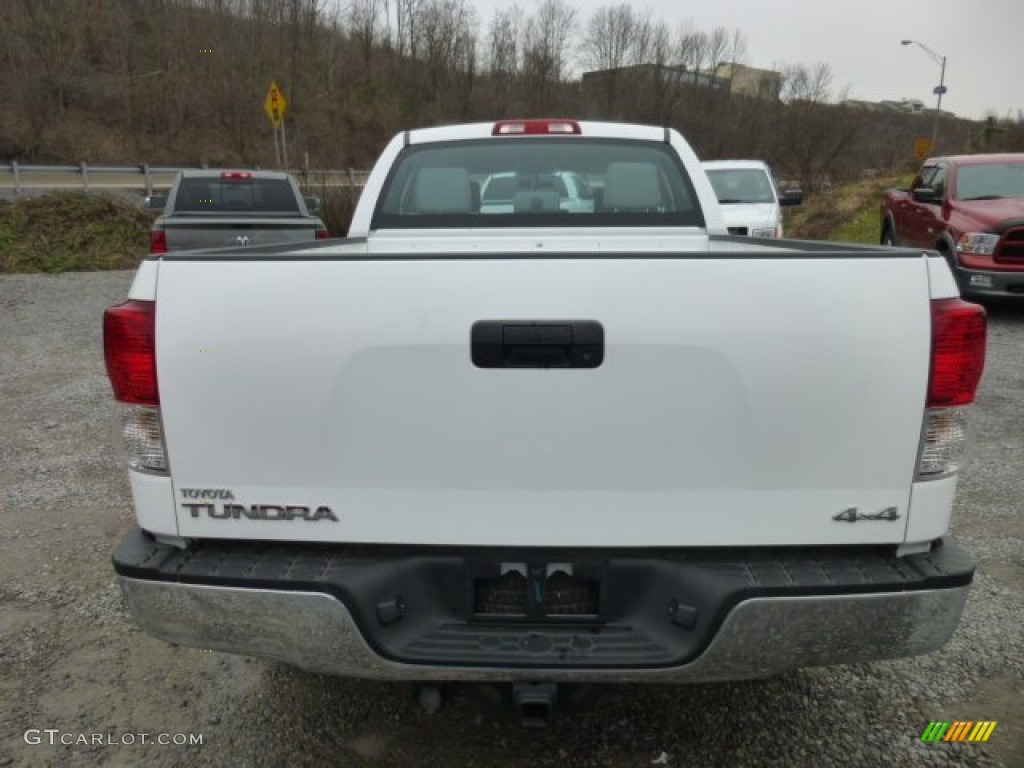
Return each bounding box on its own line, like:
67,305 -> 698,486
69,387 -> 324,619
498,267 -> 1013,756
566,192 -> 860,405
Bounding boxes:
881,225 -> 895,247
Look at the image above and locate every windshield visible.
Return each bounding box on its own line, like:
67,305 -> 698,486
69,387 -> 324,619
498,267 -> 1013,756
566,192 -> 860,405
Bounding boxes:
372,138 -> 703,229
955,162 -> 1024,200
706,169 -> 776,204
173,177 -> 300,213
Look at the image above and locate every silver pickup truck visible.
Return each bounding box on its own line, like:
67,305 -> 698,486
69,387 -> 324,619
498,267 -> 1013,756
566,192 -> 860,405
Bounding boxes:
146,169 -> 327,253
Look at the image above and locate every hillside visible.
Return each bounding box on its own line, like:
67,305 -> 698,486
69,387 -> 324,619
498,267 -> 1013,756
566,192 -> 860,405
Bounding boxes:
3,0 -> 1021,190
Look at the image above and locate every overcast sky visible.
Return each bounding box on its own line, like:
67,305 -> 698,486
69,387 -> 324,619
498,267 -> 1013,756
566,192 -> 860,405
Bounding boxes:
467,0 -> 1024,121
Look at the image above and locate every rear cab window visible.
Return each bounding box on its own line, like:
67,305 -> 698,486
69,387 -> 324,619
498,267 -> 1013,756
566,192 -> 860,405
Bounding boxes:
372,139 -> 704,229
173,177 -> 300,214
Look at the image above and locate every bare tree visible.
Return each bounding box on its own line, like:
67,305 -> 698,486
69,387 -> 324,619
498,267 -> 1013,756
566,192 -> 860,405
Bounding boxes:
706,26 -> 729,72
349,0 -> 385,74
521,0 -> 575,113
394,0 -> 427,58
581,5 -> 640,115
582,5 -> 636,72
643,21 -> 675,124
484,7 -> 521,114
781,62 -> 833,104
728,28 -> 747,66
675,20 -> 709,87
775,63 -> 863,192
419,0 -> 477,105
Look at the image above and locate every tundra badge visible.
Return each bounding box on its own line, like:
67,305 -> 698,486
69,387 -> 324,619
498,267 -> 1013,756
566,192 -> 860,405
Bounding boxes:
179,489 -> 337,521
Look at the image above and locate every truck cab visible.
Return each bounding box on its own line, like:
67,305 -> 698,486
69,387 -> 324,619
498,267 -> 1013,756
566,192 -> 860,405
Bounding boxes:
148,169 -> 327,253
881,153 -> 1024,298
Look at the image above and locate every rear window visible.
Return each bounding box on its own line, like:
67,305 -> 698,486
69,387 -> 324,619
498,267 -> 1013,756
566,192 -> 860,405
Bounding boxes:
173,177 -> 300,213
372,139 -> 704,229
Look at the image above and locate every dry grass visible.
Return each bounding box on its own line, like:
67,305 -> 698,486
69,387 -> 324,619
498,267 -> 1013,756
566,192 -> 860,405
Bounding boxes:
0,193 -> 154,273
785,174 -> 911,243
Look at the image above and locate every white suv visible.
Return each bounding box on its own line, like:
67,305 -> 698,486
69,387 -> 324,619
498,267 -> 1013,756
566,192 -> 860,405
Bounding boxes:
480,171 -> 595,214
702,160 -> 802,238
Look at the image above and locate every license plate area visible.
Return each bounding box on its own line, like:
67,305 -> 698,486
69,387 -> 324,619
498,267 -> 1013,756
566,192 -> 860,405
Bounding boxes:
467,559 -> 607,622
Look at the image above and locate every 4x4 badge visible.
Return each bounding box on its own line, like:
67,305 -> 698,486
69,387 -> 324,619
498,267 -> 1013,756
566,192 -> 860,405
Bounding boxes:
833,506 -> 901,523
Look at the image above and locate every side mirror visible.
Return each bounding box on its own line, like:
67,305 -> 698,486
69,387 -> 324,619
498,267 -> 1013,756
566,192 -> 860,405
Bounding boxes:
779,188 -> 803,207
912,187 -> 942,204
304,196 -> 321,214
144,194 -> 167,212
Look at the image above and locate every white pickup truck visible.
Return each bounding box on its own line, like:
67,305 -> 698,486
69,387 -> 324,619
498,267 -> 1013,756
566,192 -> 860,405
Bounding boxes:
105,119 -> 985,720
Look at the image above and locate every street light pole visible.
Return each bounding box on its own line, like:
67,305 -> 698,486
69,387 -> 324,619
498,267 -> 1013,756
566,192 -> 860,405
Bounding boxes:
901,39 -> 947,152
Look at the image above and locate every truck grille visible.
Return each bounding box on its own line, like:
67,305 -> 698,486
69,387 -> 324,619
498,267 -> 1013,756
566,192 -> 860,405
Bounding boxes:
995,227 -> 1024,264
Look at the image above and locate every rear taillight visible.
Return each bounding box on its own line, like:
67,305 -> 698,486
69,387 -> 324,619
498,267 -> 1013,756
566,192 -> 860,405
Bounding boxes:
150,229 -> 167,254
927,299 -> 986,408
104,300 -> 167,473
118,406 -> 168,473
492,119 -> 581,136
221,171 -> 253,179
104,300 -> 158,406
315,228 -> 329,240
916,298 -> 986,479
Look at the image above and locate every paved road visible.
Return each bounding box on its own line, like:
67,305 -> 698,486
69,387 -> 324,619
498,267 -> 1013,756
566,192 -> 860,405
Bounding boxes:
0,271 -> 1021,767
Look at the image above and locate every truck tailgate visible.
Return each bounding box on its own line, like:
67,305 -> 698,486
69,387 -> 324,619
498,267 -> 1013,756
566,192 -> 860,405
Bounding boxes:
162,217 -> 319,250
155,254 -> 931,547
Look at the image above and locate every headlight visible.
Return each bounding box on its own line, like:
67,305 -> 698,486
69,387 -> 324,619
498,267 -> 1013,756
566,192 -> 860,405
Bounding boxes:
957,233 -> 999,255
750,226 -> 778,238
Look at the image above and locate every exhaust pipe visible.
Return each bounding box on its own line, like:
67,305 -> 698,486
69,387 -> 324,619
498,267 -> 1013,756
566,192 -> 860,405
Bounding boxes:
512,683 -> 558,727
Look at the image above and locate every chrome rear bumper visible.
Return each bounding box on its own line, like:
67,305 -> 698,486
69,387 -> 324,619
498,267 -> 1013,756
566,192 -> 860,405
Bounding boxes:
118,577 -> 970,683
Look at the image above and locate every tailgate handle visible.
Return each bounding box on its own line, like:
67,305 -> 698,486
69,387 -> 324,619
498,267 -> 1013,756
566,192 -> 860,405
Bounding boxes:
471,321 -> 604,369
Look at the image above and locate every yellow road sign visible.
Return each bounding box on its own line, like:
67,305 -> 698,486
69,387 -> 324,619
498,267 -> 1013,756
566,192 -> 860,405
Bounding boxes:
914,137 -> 932,162
264,81 -> 288,128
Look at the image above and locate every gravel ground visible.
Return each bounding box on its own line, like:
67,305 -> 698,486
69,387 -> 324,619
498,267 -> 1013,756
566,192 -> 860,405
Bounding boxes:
0,270 -> 1021,768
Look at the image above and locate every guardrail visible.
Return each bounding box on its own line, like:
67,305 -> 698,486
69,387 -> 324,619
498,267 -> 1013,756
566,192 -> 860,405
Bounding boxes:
0,162 -> 370,195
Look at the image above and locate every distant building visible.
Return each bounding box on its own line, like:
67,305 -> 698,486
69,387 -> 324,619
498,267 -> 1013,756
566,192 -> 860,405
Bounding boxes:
712,62 -> 783,100
840,99 -> 889,112
878,98 -> 926,113
581,61 -> 780,105
845,97 -> 955,118
581,63 -> 728,93
580,63 -> 729,116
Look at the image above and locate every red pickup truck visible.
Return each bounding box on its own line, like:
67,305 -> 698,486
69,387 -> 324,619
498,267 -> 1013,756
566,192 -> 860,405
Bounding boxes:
880,153 -> 1024,298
